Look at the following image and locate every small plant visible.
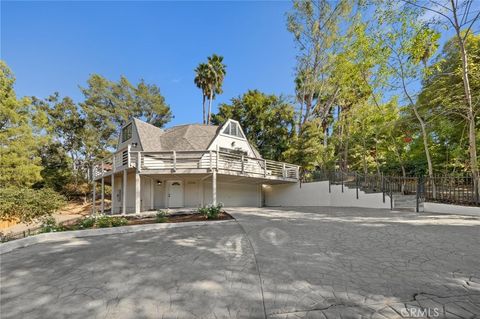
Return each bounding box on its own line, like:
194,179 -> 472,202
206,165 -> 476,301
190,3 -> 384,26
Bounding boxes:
40,217 -> 65,233
198,203 -> 223,220
156,210 -> 168,223
110,216 -> 128,227
79,217 -> 96,229
90,215 -> 127,228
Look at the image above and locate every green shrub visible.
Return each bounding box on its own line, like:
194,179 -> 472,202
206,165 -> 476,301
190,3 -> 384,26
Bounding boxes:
0,187 -> 66,224
110,216 -> 128,227
87,215 -> 128,228
156,210 -> 168,223
198,203 -> 223,220
78,217 -> 96,229
40,217 -> 65,233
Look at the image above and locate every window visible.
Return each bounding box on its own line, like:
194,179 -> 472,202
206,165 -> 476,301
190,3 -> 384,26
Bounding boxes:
121,123 -> 132,142
223,122 -> 244,139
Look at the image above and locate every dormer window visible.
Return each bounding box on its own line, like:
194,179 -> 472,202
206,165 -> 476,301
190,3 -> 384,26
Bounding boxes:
223,121 -> 244,139
121,123 -> 132,143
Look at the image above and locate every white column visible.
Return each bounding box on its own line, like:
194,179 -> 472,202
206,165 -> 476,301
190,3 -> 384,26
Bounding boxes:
101,177 -> 105,214
135,155 -> 141,213
122,170 -> 127,215
212,170 -> 217,205
111,173 -> 115,214
92,181 -> 96,215
150,178 -> 154,210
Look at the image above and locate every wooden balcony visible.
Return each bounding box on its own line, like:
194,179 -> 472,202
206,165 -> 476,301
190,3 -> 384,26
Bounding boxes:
93,147 -> 300,183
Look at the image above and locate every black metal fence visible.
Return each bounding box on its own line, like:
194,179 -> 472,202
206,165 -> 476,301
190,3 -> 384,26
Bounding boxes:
306,170 -> 480,207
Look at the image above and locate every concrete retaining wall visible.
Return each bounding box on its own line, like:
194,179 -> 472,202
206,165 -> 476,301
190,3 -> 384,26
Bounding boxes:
424,202 -> 480,217
264,181 -> 391,209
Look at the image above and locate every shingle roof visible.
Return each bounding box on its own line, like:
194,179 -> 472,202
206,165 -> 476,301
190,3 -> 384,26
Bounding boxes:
133,118 -> 164,151
133,118 -> 220,152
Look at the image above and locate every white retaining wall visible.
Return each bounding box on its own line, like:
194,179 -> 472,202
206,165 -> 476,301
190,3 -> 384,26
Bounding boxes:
423,202 -> 480,217
264,181 -> 391,209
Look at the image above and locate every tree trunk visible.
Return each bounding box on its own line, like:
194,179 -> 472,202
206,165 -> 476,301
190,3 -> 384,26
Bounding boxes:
412,105 -> 435,197
202,94 -> 206,124
450,4 -> 479,202
207,90 -> 213,125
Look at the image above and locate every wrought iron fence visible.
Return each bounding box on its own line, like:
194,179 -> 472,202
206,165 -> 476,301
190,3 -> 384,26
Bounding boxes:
306,170 -> 479,207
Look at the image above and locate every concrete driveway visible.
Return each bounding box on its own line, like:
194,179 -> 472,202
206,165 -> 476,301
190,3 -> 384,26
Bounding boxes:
1,207 -> 480,318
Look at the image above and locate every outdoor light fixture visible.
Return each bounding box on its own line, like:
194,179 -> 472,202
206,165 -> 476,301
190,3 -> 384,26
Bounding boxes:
231,141 -> 236,147
131,142 -> 138,147
157,180 -> 162,185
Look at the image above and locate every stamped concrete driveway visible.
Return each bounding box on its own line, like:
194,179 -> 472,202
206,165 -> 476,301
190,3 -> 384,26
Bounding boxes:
1,207 -> 480,319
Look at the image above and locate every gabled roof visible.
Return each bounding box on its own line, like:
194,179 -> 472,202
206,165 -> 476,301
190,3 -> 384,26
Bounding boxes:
132,118 -> 220,152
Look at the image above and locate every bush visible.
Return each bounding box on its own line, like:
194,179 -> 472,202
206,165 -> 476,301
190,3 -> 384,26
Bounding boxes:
0,187 -> 66,224
40,217 -> 65,233
198,203 -> 223,220
93,215 -> 128,228
78,217 -> 96,229
156,210 -> 168,223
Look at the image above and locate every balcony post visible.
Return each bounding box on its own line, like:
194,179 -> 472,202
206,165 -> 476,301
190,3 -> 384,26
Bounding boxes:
216,146 -> 219,168
112,155 -> 116,173
241,155 -> 245,174
122,169 -> 127,215
101,177 -> 105,214
127,144 -> 131,167
282,163 -> 286,178
135,154 -> 141,214
92,181 -> 96,215
264,160 -> 267,177
111,172 -> 115,214
212,169 -> 217,205
173,151 -> 176,172
209,150 -> 213,170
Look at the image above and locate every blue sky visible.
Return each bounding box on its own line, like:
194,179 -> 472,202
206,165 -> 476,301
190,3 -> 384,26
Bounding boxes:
1,1 -> 297,127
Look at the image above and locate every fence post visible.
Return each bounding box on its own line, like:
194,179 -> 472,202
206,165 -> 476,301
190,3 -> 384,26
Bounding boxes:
328,172 -> 331,193
390,181 -> 393,210
416,176 -> 420,213
382,173 -> 385,203
356,172 -> 359,199
341,172 -> 344,193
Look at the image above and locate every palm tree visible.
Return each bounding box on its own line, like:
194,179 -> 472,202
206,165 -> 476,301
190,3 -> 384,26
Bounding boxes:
194,63 -> 210,124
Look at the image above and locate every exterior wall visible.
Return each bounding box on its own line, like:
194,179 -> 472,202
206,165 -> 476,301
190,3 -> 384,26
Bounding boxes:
423,202 -> 480,216
208,134 -> 257,158
116,121 -> 142,152
264,181 -> 391,209
203,181 -> 261,207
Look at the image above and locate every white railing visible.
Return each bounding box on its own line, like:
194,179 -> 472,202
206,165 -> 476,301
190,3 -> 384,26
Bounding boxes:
93,149 -> 299,181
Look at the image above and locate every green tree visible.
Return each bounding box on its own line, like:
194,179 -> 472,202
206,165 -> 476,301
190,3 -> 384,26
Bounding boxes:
194,63 -> 212,124
205,54 -> 226,125
0,61 -> 45,187
283,119 -> 325,180
212,90 -> 296,161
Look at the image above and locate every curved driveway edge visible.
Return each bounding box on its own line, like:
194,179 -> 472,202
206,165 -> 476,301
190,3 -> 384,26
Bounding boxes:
0,219 -> 234,255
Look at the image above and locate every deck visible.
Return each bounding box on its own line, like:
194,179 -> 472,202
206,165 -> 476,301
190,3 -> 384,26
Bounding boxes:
93,148 -> 299,183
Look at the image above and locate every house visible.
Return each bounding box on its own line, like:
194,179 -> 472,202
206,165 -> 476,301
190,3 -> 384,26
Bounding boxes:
92,118 -> 299,214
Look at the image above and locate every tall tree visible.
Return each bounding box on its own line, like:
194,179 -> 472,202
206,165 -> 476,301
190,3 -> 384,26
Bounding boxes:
80,74 -> 172,164
194,63 -> 211,124
206,54 -> 226,125
402,0 -> 480,201
0,61 -> 45,188
287,0 -> 352,131
212,90 -> 296,161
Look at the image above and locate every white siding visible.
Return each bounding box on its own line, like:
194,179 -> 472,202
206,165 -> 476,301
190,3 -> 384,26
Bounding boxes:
203,181 -> 261,207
